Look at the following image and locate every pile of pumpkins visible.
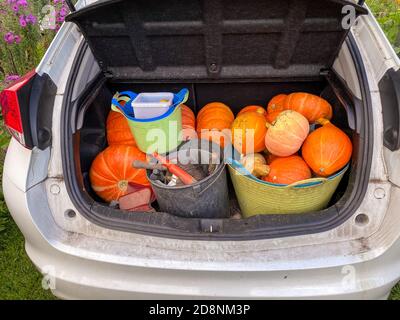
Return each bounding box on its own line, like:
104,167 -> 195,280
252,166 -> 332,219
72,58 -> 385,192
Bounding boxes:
195,92 -> 353,185
90,92 -> 353,203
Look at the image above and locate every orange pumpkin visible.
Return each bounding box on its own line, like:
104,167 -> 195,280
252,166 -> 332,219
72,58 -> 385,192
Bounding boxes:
182,124 -> 198,141
265,110 -> 309,157
262,156 -> 311,185
302,119 -> 352,177
181,104 -> 196,128
231,108 -> 267,154
265,111 -> 281,124
267,94 -> 287,113
197,102 -> 234,147
197,102 -> 234,124
107,111 -> 136,146
89,145 -> 149,202
283,92 -> 333,123
199,129 -> 231,147
238,105 -> 268,120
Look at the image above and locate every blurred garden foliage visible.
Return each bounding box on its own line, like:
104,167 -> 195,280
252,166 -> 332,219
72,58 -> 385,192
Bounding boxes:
0,0 -> 69,89
367,0 -> 400,54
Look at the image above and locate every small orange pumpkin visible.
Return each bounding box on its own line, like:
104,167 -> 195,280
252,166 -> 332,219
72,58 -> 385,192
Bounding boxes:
181,104 -> 196,128
283,92 -> 333,123
180,105 -> 197,141
106,111 -> 137,146
262,156 -> 311,185
238,105 -> 268,120
231,108 -> 267,154
197,102 -> 234,147
182,124 -> 198,141
267,94 -> 287,113
302,119 -> 352,177
89,145 -> 149,202
265,110 -> 309,157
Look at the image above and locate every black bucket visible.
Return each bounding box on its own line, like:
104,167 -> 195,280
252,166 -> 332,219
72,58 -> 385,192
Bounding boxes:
148,139 -> 229,219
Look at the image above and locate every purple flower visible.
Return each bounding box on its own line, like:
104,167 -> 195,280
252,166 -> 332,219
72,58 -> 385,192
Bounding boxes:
7,0 -> 17,4
14,34 -> 21,44
4,32 -> 14,44
26,14 -> 37,25
5,75 -> 21,82
11,3 -> 19,12
59,6 -> 68,17
19,15 -> 27,27
17,0 -> 27,8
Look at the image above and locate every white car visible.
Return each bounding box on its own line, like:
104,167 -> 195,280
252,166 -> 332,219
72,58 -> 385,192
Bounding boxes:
1,0 -> 400,299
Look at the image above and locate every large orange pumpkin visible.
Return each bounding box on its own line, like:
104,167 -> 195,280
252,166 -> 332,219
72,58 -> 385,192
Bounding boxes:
231,108 -> 267,154
283,92 -> 333,123
89,145 -> 149,202
197,102 -> 234,147
265,110 -> 309,157
197,102 -> 234,124
106,111 -> 136,146
267,94 -> 287,113
302,119 -> 352,177
262,156 -> 311,185
238,105 -> 268,120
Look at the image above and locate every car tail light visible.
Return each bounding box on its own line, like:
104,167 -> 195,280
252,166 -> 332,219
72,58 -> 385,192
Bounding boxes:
0,70 -> 36,148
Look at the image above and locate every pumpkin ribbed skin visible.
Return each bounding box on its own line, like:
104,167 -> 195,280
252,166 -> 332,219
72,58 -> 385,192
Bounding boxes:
197,102 -> 234,125
283,92 -> 333,123
262,156 -> 311,185
181,104 -> 196,128
265,110 -> 309,157
181,104 -> 197,141
238,105 -> 268,120
197,102 -> 234,147
106,111 -> 137,146
232,108 -> 267,154
302,119 -> 352,177
267,94 -> 287,113
89,145 -> 149,202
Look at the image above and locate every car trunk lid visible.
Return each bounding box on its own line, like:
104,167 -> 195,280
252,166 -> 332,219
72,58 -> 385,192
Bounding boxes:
65,0 -> 367,80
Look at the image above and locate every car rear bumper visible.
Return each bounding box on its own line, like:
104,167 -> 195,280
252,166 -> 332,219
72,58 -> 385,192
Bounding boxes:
25,237 -> 397,300
3,176 -> 400,300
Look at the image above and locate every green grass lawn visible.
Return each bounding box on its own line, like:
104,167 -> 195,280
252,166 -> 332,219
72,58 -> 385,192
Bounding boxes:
0,0 -> 399,300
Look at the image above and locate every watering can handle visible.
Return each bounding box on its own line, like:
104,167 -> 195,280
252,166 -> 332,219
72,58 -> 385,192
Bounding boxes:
111,91 -> 137,114
287,177 -> 328,189
175,88 -> 189,105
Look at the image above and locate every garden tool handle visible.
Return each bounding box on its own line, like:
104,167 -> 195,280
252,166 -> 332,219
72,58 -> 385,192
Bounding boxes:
152,152 -> 197,185
132,160 -> 167,171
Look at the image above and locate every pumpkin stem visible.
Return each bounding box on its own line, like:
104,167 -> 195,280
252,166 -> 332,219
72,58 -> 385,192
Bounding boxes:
316,118 -> 330,126
117,180 -> 129,191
